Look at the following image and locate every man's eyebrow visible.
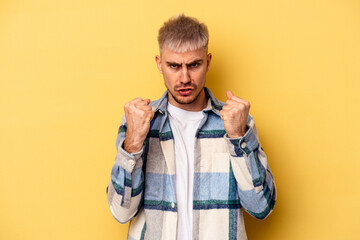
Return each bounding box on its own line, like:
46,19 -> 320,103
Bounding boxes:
186,59 -> 203,65
166,61 -> 181,66
165,59 -> 203,65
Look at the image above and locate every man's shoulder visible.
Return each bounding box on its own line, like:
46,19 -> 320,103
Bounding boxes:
204,87 -> 225,112
149,97 -> 163,108
149,90 -> 168,112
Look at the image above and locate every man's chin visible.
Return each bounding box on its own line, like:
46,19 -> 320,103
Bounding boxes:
168,87 -> 204,106
173,95 -> 196,105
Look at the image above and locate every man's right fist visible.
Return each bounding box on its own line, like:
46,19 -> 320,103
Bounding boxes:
123,98 -> 155,153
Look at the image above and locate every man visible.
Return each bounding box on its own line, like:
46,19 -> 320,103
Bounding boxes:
107,14 -> 276,240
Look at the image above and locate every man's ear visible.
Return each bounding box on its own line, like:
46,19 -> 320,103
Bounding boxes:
155,55 -> 163,74
206,53 -> 212,72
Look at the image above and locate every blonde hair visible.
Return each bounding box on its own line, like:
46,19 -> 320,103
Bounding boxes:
157,14 -> 209,53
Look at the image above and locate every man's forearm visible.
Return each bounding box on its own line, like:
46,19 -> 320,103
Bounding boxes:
225,117 -> 276,219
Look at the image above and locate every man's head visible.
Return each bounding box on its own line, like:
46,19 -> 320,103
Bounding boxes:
157,14 -> 209,54
156,14 -> 212,111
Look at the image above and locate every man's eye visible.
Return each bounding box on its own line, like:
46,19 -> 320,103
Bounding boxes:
170,64 -> 179,69
190,63 -> 199,68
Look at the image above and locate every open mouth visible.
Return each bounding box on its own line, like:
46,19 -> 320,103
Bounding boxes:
178,88 -> 193,96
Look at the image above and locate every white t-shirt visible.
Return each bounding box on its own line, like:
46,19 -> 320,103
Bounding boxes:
167,102 -> 204,240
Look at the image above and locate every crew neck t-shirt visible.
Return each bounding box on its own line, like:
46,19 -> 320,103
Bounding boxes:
167,102 -> 204,240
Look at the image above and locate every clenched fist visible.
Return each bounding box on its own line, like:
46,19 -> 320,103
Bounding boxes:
123,98 -> 155,153
220,90 -> 250,138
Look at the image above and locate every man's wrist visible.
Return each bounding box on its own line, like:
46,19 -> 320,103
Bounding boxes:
227,126 -> 248,138
123,139 -> 143,153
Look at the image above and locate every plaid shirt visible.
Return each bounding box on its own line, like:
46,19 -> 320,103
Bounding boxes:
107,88 -> 276,240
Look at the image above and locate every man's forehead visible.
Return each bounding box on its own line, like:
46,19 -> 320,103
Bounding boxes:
161,46 -> 207,63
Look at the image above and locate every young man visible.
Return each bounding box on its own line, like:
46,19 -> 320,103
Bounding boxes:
107,14 -> 276,240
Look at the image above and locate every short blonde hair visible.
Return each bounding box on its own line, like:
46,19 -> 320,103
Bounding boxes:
157,14 -> 209,53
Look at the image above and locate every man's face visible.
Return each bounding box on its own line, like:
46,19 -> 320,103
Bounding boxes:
155,46 -> 212,111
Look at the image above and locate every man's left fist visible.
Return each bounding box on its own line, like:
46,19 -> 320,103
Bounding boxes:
220,90 -> 250,138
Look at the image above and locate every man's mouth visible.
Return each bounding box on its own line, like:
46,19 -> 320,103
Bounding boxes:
177,88 -> 194,96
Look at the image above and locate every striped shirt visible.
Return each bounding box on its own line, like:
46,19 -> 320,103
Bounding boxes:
106,87 -> 276,240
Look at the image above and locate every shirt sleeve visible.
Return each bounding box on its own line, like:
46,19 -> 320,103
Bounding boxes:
106,115 -> 146,223
224,115 -> 276,219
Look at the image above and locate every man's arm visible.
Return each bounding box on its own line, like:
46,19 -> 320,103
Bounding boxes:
224,116 -> 276,219
220,91 -> 276,219
106,98 -> 154,223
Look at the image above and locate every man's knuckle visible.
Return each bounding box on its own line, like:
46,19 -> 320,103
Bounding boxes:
238,103 -> 245,110
130,104 -> 137,111
124,102 -> 130,109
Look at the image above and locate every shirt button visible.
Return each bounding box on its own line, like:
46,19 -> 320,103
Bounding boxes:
128,159 -> 135,166
240,142 -> 247,149
171,202 -> 175,208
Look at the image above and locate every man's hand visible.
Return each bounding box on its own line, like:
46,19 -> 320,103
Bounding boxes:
123,98 -> 155,153
220,90 -> 250,138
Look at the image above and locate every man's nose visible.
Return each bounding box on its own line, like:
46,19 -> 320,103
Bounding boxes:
180,66 -> 191,84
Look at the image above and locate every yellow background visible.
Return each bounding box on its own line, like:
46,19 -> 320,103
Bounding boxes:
1,0 -> 359,239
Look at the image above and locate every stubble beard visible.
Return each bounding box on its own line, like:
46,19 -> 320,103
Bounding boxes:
168,86 -> 204,105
